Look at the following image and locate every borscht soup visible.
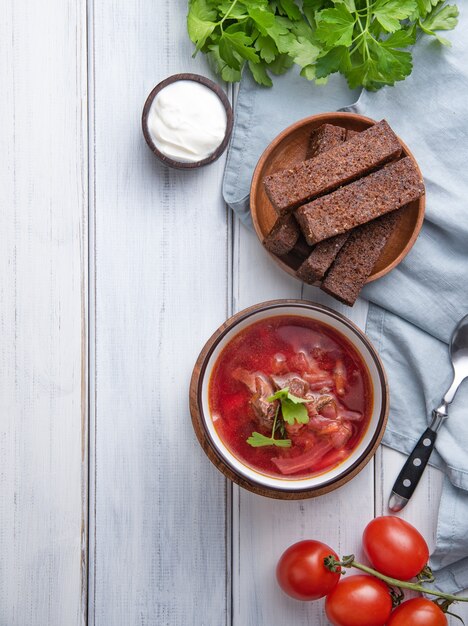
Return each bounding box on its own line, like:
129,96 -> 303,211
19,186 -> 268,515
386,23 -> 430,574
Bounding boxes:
208,315 -> 373,479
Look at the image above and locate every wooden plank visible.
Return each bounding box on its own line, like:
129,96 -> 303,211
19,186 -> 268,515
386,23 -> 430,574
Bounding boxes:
377,448 -> 468,624
88,1 -> 230,623
0,0 -> 88,624
232,225 -> 375,625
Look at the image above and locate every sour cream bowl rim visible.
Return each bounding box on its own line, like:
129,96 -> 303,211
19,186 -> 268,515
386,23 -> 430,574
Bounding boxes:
189,300 -> 390,499
142,73 -> 233,169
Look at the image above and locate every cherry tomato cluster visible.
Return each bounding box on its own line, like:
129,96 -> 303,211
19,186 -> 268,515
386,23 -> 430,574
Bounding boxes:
276,516 -> 448,626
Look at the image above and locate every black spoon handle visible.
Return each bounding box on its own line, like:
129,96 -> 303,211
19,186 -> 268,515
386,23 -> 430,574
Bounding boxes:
388,427 -> 437,512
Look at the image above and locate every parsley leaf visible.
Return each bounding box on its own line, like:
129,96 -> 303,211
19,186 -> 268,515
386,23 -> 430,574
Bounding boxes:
281,399 -> 309,425
186,0 -> 459,89
287,36 -> 320,68
268,53 -> 294,74
222,29 -> 260,63
187,0 -> 217,52
248,60 -> 273,86
373,0 -> 417,33
267,387 -> 311,425
267,387 -> 308,404
315,5 -> 356,47
315,46 -> 350,78
277,0 -> 302,21
419,3 -> 459,45
246,403 -> 291,448
247,431 -> 292,447
255,35 -> 278,63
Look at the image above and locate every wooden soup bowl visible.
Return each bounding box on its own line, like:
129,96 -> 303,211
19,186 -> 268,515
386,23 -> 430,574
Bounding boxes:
190,300 -> 389,499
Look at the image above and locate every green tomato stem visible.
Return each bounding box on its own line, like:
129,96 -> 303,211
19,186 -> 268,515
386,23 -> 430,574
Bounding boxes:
333,555 -> 468,603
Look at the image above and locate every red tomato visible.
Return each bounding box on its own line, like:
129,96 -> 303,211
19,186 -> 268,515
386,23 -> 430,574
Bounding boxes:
325,575 -> 392,626
276,540 -> 340,601
363,516 -> 429,580
386,598 -> 448,626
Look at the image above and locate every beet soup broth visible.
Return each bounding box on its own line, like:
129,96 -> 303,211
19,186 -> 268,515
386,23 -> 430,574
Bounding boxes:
208,315 -> 373,479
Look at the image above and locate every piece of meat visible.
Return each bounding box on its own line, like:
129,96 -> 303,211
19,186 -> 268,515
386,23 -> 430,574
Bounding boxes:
285,421 -> 305,436
251,376 -> 278,430
232,368 -> 277,430
308,415 -> 341,435
232,368 -> 259,393
314,394 -> 335,411
320,402 -> 338,420
271,373 -> 310,398
308,400 -> 357,449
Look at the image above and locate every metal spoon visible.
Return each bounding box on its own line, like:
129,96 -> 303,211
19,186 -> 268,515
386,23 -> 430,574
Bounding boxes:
389,313 -> 468,512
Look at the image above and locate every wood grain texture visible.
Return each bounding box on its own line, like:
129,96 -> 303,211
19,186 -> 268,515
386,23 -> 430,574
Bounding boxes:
2,0 -> 464,622
88,0 -> 230,624
231,226 -> 376,625
230,231 -> 466,624
376,448 -> 468,623
0,0 -> 88,624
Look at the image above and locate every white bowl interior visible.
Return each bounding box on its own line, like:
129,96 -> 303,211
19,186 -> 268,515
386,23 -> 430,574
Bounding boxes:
200,305 -> 385,492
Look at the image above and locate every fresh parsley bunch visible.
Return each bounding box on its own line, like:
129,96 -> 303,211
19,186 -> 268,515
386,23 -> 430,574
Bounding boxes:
187,0 -> 459,90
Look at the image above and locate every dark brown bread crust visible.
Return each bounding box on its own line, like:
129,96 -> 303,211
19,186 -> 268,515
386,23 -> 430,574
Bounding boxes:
306,124 -> 346,159
263,120 -> 402,215
263,124 -> 347,257
263,214 -> 300,255
321,211 -> 400,306
295,125 -> 350,281
296,233 -> 349,285
295,157 -> 424,245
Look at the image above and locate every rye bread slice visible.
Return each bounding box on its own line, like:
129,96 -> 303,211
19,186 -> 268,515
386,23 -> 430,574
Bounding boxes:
321,211 -> 400,306
263,124 -> 347,257
263,214 -> 300,255
306,124 -> 346,158
296,232 -> 349,285
295,125 -> 356,282
295,157 -> 424,245
295,127 -> 365,283
263,120 -> 402,215
346,129 -> 360,140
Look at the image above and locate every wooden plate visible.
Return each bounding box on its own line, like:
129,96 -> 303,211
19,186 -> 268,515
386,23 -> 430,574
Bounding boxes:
250,112 -> 425,283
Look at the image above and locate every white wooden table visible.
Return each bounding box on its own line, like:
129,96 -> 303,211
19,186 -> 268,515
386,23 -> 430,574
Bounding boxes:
1,1 -> 466,625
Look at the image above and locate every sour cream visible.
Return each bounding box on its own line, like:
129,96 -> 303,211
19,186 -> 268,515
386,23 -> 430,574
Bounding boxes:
147,80 -> 227,163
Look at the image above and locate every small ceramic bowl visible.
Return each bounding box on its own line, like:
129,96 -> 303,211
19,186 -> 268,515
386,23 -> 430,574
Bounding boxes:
250,112 -> 425,283
190,300 -> 389,499
142,73 -> 233,169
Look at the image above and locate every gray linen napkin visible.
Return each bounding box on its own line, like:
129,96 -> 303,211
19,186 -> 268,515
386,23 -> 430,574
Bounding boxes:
223,5 -> 468,593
